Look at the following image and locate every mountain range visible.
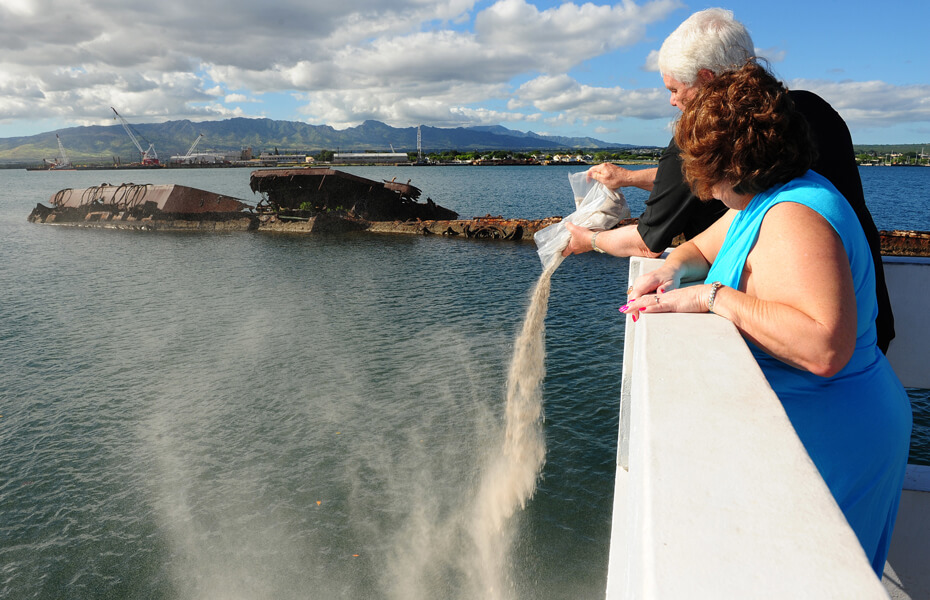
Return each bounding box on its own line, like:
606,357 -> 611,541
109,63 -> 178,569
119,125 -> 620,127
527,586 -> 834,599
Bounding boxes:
0,118 -> 642,164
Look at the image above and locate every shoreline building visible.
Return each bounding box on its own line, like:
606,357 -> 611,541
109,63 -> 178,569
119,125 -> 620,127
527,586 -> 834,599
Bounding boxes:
333,152 -> 409,164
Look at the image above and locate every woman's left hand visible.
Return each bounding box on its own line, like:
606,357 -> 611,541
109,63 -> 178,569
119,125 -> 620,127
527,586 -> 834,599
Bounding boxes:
620,284 -> 710,322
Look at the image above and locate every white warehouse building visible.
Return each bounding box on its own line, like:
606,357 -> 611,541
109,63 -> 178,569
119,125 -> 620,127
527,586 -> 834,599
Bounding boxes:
333,152 -> 409,164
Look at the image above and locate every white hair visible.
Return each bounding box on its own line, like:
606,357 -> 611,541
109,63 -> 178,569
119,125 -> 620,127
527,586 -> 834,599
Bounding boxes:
658,8 -> 755,85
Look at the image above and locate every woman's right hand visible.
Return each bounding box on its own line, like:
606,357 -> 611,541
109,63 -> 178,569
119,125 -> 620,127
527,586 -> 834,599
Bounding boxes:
620,283 -> 712,321
629,265 -> 680,300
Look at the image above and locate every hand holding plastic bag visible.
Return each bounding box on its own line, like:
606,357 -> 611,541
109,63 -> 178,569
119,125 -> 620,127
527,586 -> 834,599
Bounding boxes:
534,170 -> 630,270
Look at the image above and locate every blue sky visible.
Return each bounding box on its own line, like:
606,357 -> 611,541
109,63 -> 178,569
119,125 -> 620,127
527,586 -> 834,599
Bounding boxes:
0,0 -> 927,146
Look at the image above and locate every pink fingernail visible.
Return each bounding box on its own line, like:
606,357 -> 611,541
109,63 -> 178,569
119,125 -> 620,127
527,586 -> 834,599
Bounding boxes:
619,304 -> 629,313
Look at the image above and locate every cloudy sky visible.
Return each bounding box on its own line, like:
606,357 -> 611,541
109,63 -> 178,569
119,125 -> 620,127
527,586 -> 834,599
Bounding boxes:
1,0 -> 927,146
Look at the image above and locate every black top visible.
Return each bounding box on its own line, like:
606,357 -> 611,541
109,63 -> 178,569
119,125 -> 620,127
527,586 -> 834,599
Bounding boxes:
635,89 -> 895,352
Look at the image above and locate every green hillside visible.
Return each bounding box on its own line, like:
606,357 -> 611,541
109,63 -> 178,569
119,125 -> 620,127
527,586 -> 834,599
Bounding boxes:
0,118 -> 640,165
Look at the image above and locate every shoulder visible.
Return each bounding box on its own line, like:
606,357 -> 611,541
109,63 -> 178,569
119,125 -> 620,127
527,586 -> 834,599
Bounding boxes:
660,138 -> 681,157
789,89 -> 827,108
755,174 -> 848,258
797,99 -> 854,170
771,172 -> 856,228
655,139 -> 682,171
789,89 -> 837,121
763,200 -> 831,230
789,89 -> 849,138
767,171 -> 843,204
646,139 -> 688,199
752,200 -> 845,276
750,174 -> 843,243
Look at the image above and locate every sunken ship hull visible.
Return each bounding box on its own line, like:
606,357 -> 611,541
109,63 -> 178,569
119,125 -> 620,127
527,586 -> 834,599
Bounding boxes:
27,183 -> 255,231
249,168 -> 458,222
26,169 -> 930,255
248,168 -> 568,239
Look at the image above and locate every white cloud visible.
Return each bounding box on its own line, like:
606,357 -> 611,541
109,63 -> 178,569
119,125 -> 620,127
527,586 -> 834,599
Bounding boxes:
224,93 -> 260,104
475,0 -> 682,73
643,49 -> 660,72
512,74 -> 674,120
755,46 -> 786,64
295,80 -> 519,130
0,0 -> 37,17
0,0 -> 926,143
0,0 -> 681,135
789,78 -> 930,128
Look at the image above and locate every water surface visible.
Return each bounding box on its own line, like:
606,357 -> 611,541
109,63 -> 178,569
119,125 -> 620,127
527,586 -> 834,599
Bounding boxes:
1,164 -> 926,599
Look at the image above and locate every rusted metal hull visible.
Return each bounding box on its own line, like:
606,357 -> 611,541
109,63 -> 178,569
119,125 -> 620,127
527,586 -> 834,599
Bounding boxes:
367,220 -> 929,255
256,212 -> 370,233
879,230 -> 930,257
28,183 -> 253,229
25,179 -> 930,257
28,205 -> 254,231
249,168 -> 458,222
47,183 -> 248,213
367,216 -> 634,240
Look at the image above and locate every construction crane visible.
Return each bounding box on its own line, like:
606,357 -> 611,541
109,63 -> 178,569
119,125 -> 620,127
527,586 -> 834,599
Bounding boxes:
55,134 -> 71,167
111,107 -> 159,165
183,133 -> 204,160
43,134 -> 72,169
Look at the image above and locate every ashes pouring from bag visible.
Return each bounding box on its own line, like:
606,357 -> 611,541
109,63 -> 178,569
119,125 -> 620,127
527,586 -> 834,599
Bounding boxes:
534,171 -> 631,269
465,173 -> 629,598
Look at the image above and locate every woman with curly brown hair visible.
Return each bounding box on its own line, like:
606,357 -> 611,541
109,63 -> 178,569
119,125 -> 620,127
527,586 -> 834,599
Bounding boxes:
621,61 -> 911,577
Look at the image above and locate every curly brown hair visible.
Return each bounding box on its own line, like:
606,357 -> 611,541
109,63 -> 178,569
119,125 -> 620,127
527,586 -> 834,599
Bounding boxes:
675,61 -> 815,201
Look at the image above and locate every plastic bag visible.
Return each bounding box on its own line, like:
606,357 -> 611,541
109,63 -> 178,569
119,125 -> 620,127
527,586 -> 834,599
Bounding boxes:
568,170 -> 594,208
534,170 -> 630,270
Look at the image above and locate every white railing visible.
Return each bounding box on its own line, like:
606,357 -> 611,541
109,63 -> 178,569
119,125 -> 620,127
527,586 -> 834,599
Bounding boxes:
605,254 -> 930,599
883,257 -> 930,389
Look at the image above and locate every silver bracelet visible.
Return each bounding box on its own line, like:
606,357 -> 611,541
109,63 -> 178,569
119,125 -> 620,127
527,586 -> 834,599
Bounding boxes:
591,231 -> 606,253
708,281 -> 723,312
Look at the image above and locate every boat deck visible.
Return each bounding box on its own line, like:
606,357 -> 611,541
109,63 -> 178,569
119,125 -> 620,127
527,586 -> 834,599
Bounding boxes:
883,467 -> 930,599
608,255 -> 930,599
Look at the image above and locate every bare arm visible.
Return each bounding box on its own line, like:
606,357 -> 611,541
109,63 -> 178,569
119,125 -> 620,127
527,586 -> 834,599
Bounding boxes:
628,209 -> 734,297
562,222 -> 661,259
587,163 -> 657,192
713,203 -> 856,376
625,203 -> 857,376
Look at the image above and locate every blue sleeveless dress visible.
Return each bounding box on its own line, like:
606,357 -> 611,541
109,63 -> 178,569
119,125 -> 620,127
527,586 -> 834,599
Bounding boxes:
705,170 -> 912,576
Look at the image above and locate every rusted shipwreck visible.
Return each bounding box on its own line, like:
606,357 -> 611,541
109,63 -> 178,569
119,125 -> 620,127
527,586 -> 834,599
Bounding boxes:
25,168 -> 930,256
251,168 -> 457,222
248,168 -> 568,239
28,183 -> 253,231
26,169 -> 560,240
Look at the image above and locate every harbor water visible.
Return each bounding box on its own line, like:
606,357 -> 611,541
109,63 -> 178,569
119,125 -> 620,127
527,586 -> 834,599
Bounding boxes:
1,164 -> 928,599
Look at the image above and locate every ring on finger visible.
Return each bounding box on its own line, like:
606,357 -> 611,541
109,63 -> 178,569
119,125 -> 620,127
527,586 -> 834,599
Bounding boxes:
655,295 -> 660,304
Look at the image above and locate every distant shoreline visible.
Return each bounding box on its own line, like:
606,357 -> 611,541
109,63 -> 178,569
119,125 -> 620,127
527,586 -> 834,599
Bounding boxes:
8,160 -> 663,171
11,159 -> 930,171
